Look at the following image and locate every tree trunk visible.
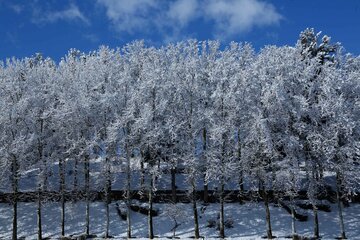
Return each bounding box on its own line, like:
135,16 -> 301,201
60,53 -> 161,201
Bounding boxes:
237,129 -> 244,196
60,195 -> 65,237
105,198 -> 110,238
313,205 -> 319,239
171,168 -> 177,203
173,220 -> 177,239
291,198 -> 297,239
59,158 -> 65,236
148,176 -> 154,239
202,128 -> 208,204
219,177 -> 225,239
126,145 -> 132,239
12,201 -> 17,240
37,117 -> 45,240
203,175 -> 209,204
203,179 -> 209,204
84,155 -> 90,236
239,171 -> 244,192
86,201 -> 90,236
192,179 -> 200,239
37,191 -> 42,240
104,158 -> 111,238
11,156 -> 18,240
262,185 -> 272,239
336,172 -> 346,239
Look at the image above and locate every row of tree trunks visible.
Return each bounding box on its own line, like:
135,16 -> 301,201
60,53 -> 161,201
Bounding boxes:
4,188 -> 352,203
8,184 -> 349,239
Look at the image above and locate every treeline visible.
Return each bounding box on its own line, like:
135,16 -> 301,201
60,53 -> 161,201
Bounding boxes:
0,28 -> 359,239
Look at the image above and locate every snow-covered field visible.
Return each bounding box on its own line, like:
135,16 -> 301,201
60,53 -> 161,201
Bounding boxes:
1,201 -> 359,239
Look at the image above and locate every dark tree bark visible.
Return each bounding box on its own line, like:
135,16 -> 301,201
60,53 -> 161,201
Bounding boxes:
237,129 -> 244,195
192,179 -> 200,239
84,155 -> 90,236
11,155 -> 18,240
37,117 -> 44,240
59,157 -> 65,236
104,156 -> 111,239
12,201 -> 17,240
148,176 -> 154,239
37,191 -> 42,240
73,157 -> 78,192
260,182 -> 273,239
171,168 -> 177,203
202,128 -> 208,204
313,205 -> 319,239
290,197 -> 297,240
219,176 -> 225,239
336,172 -> 346,239
126,144 -> 132,239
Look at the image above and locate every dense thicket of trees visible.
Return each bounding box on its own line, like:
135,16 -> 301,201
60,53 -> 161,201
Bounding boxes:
0,29 -> 359,239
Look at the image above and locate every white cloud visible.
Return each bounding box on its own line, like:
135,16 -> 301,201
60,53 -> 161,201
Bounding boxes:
97,0 -> 157,33
204,0 -> 282,37
167,0 -> 199,27
35,4 -> 90,25
97,0 -> 282,39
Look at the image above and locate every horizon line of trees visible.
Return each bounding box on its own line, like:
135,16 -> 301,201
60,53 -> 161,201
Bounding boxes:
0,28 -> 359,240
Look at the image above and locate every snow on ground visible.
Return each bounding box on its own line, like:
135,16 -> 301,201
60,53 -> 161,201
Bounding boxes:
0,201 -> 359,239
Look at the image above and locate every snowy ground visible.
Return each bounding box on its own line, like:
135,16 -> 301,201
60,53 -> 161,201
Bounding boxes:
0,201 -> 359,239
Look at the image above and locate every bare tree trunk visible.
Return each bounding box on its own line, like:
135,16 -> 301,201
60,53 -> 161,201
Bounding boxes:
261,183 -> 272,239
105,199 -> 110,238
313,205 -> 319,239
105,197 -> 110,238
219,176 -> 225,239
11,156 -> 18,240
37,118 -> 44,240
148,176 -> 154,239
239,171 -> 244,192
192,179 -> 200,239
37,191 -> 42,240
289,167 -> 297,240
126,144 -> 132,239
84,155 -> 90,236
12,201 -> 17,240
290,197 -> 297,239
203,174 -> 208,204
171,168 -> 177,203
86,201 -> 90,236
59,157 -> 65,236
237,129 -> 244,202
104,157 -> 111,239
336,172 -> 346,239
60,195 -> 65,236
173,219 -> 177,239
202,128 -> 208,204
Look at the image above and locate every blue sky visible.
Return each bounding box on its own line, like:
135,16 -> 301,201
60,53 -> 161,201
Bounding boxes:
1,0 -> 360,62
